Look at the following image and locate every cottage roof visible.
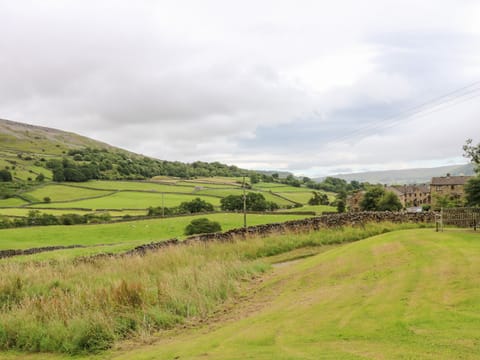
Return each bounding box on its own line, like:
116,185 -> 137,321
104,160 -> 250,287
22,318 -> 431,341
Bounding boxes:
431,175 -> 473,186
390,184 -> 430,194
385,186 -> 403,196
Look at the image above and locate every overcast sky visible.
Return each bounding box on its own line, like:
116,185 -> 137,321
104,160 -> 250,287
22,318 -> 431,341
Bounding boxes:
1,0 -> 479,176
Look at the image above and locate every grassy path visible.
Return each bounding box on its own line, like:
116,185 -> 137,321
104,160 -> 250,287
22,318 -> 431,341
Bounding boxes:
104,229 -> 480,360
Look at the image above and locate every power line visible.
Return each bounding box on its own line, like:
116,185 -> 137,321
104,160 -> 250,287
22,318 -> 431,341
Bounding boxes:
328,80 -> 480,144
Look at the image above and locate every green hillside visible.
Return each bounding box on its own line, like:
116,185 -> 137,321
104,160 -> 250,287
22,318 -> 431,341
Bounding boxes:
110,229 -> 480,360
0,228 -> 478,359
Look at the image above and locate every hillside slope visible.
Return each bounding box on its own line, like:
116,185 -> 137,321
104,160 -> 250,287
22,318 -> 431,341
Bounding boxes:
0,118 -> 118,155
107,229 -> 480,360
0,118 -> 254,181
316,163 -> 475,185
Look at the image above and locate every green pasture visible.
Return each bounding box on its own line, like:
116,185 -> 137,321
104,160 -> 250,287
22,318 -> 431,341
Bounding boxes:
283,204 -> 337,214
149,175 -> 180,182
0,208 -> 147,218
0,212 -> 310,251
23,184 -> 112,202
275,191 -> 316,204
73,180 -> 196,192
27,191 -> 222,210
107,229 -> 480,360
179,181 -> 240,189
0,197 -> 27,207
186,176 -> 244,184
252,183 -> 310,192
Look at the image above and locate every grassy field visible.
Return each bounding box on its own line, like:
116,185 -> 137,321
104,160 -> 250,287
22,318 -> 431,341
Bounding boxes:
23,184 -> 112,203
275,191 -> 316,204
28,191 -> 222,210
105,228 -> 480,359
0,213 -> 311,251
0,208 -> 147,218
0,179 -> 307,218
71,180 -> 196,192
0,223 -> 436,358
0,197 -> 27,207
283,204 -> 337,214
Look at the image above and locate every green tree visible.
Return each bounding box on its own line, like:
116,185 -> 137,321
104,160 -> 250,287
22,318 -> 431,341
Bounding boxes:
35,173 -> 45,182
360,187 -> 385,211
220,195 -> 244,211
463,138 -> 480,171
377,191 -> 402,211
184,218 -> 222,235
178,198 -> 214,213
246,192 -> 268,211
249,173 -> 260,184
308,192 -> 329,205
337,200 -> 346,213
465,177 -> 480,206
0,170 -> 13,182
220,193 -> 278,211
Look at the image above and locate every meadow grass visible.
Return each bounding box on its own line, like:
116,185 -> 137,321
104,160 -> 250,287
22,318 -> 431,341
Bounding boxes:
252,183 -> 306,191
275,191 -> 317,204
23,184 -> 112,203
282,204 -> 337,213
28,191 -> 222,210
0,208 -> 147,218
178,181 -> 240,189
109,228 -> 480,360
71,180 -> 196,192
0,198 -> 27,208
0,213 -> 311,250
0,222 -> 425,356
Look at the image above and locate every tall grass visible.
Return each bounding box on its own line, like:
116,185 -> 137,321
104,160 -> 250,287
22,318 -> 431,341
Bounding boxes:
0,222 -> 427,354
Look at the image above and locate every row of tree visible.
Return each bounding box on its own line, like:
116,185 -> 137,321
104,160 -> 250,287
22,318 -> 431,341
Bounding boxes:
62,148 -> 260,181
0,210 -> 112,229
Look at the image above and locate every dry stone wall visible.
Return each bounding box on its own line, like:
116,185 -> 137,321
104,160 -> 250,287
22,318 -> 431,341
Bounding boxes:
127,211 -> 435,256
0,212 -> 435,261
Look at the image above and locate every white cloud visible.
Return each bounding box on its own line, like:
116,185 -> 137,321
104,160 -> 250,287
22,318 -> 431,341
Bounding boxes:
0,0 -> 479,176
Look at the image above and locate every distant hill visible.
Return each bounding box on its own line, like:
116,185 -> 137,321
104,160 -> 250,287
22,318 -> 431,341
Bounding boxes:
315,163 -> 475,185
0,118 -> 255,181
0,118 -> 119,155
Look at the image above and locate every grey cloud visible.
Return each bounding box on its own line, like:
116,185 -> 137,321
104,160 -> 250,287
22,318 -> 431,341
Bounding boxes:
0,0 -> 479,175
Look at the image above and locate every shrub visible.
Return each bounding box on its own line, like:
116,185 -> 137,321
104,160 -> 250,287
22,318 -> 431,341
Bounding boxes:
0,170 -> 13,182
185,218 -> 222,235
178,198 -> 214,214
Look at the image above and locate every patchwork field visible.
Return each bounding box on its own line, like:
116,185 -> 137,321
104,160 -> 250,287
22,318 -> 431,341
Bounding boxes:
22,184 -> 112,202
1,179 -> 326,219
28,191 -> 222,210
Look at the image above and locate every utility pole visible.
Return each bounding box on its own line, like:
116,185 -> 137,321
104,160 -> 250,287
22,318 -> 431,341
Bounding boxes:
162,193 -> 165,217
243,175 -> 247,228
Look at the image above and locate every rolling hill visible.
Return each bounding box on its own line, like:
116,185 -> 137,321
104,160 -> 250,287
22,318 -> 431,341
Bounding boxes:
316,163 -> 475,185
0,118 -> 118,155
